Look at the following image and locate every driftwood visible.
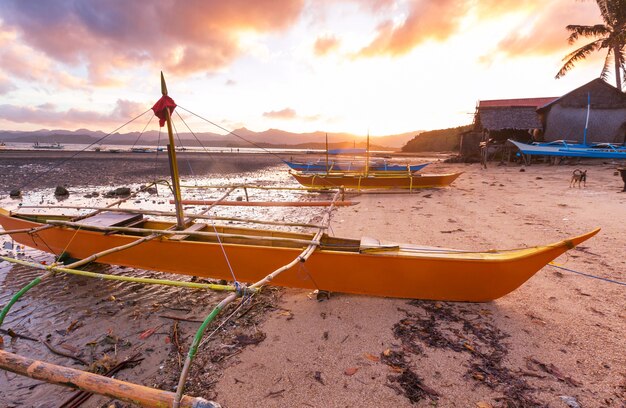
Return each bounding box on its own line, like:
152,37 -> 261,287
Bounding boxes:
0,328 -> 39,342
0,349 -> 219,408
42,340 -> 89,366
159,315 -> 204,323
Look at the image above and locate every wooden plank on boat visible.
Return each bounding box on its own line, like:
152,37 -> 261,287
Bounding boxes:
169,222 -> 207,241
76,212 -> 143,228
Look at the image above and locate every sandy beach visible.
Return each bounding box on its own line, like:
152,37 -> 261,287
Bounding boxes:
1,151 -> 625,407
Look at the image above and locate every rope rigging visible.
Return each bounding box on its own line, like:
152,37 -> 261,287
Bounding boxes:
177,105 -> 289,163
14,108 -> 153,192
130,113 -> 155,149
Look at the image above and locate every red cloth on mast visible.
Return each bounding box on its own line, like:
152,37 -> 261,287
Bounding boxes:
151,95 -> 177,127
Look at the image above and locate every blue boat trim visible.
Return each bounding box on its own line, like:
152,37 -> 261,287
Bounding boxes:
283,161 -> 431,173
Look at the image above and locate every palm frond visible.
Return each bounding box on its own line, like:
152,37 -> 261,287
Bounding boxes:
600,48 -> 612,81
617,46 -> 626,89
566,24 -> 610,44
596,0 -> 612,25
601,0 -> 626,27
556,40 -> 604,79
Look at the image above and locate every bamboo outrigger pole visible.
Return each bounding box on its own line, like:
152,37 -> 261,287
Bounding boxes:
16,205 -> 328,229
172,199 -> 357,207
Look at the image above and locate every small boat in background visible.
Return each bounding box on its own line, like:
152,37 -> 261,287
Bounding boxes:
290,133 -> 457,190
130,147 -> 151,153
509,139 -> 626,160
284,159 -> 430,173
33,141 -> 64,149
290,170 -> 462,190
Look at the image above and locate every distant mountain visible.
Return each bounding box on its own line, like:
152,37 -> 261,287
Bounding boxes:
0,128 -> 421,150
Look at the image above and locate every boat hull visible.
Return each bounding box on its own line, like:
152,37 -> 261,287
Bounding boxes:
290,171 -> 462,190
0,210 -> 599,301
509,140 -> 626,159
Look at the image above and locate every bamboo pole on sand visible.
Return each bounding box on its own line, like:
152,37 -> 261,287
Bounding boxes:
0,350 -> 220,408
0,256 -> 244,293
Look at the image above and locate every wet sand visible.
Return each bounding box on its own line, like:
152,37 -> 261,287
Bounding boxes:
1,151 -> 625,407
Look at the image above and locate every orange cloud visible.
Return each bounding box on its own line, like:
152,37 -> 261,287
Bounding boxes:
353,0 -> 593,58
491,1 -> 602,59
0,0 -> 305,84
0,99 -> 145,127
357,0 -> 469,57
314,35 -> 340,56
263,108 -> 297,120
0,26 -> 86,90
262,108 -> 322,122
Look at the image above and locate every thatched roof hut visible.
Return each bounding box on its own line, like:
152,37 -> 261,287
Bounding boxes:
469,97 -> 557,148
537,78 -> 626,143
462,97 -> 556,163
475,98 -> 557,133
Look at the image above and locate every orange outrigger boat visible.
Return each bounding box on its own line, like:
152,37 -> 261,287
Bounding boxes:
290,170 -> 462,190
288,132 -> 462,190
0,209 -> 599,302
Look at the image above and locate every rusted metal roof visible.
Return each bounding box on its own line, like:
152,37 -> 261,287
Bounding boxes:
479,97 -> 558,108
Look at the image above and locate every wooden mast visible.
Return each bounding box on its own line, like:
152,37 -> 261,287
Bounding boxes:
365,131 -> 370,176
325,133 -> 329,174
161,72 -> 186,229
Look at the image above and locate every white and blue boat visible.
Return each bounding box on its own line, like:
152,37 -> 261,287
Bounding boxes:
509,139 -> 626,159
509,92 -> 626,160
283,159 -> 430,173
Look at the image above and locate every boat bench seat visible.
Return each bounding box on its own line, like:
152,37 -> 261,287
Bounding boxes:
169,222 -> 208,241
76,212 -> 144,228
359,237 -> 399,253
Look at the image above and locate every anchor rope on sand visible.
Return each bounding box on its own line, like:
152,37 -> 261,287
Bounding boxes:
549,262 -> 626,286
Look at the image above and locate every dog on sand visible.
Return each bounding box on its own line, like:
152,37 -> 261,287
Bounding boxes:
570,169 -> 587,188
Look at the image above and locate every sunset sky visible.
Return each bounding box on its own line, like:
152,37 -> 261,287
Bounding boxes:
0,0 -> 612,137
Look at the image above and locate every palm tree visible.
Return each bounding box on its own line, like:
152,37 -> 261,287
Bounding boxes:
556,0 -> 626,90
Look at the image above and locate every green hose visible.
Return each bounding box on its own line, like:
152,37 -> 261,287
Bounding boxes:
0,272 -> 50,327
